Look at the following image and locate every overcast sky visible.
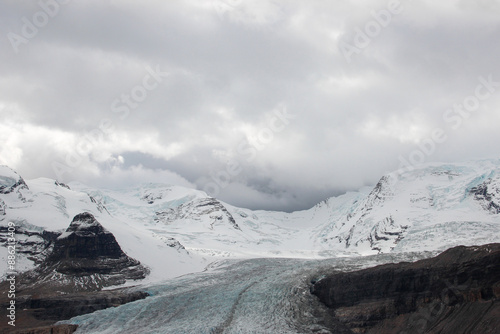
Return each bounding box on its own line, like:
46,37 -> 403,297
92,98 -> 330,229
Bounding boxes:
1,0 -> 499,211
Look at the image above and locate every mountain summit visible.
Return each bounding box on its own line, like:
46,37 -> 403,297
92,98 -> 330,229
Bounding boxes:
0,159 -> 499,281
47,212 -> 148,278
16,213 -> 149,293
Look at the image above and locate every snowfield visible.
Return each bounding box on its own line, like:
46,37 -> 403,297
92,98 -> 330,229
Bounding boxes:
1,159 -> 499,333
1,159 -> 500,283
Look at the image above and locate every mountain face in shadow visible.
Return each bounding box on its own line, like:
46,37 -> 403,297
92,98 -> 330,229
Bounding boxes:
310,243 -> 500,333
21,212 -> 149,292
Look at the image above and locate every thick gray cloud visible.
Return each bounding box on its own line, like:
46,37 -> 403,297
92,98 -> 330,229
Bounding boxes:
1,0 -> 499,211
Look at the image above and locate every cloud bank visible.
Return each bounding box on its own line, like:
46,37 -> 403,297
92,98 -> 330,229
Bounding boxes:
1,0 -> 499,211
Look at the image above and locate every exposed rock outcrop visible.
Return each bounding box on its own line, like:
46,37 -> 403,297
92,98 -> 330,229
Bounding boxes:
0,167 -> 28,195
310,243 -> 500,333
0,165 -> 29,202
18,289 -> 149,321
11,324 -> 78,334
155,197 -> 241,231
470,176 -> 500,214
50,212 -> 127,263
0,213 -> 150,333
14,212 -> 149,294
0,225 -> 59,266
0,198 -> 5,215
0,288 -> 148,333
54,180 -> 71,190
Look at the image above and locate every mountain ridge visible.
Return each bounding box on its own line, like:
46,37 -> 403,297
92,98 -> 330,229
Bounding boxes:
1,159 -> 499,285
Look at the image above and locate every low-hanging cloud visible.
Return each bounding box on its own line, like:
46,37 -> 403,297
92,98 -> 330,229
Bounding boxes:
1,0 -> 499,212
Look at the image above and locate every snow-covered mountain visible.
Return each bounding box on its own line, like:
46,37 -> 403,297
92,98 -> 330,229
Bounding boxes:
1,159 -> 500,284
0,167 -> 206,283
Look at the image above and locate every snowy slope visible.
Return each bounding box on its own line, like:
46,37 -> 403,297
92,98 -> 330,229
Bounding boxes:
0,166 -> 207,283
321,160 -> 500,255
66,159 -> 500,259
1,159 -> 500,285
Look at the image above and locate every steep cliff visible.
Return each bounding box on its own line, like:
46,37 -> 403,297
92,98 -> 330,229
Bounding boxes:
15,212 -> 149,294
311,243 -> 500,333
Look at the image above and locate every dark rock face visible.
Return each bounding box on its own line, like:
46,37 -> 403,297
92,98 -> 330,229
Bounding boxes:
16,212 -> 148,293
20,289 -> 149,321
311,244 -> 500,333
0,226 -> 59,265
50,212 -> 124,260
54,180 -> 71,190
470,177 -> 500,214
0,288 -> 148,333
10,324 -> 78,334
0,213 -> 150,332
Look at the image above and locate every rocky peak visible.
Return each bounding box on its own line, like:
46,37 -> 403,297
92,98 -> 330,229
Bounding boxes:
17,213 -> 149,292
63,212 -> 105,234
51,212 -> 123,259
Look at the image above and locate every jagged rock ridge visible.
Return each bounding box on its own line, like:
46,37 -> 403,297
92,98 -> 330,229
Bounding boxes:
1,160 -> 500,278
155,197 -> 241,231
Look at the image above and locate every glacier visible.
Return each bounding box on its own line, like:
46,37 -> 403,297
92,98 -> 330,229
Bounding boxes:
1,159 -> 500,283
1,159 -> 500,332
59,252 -> 435,334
